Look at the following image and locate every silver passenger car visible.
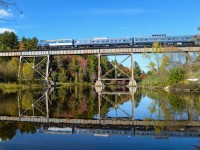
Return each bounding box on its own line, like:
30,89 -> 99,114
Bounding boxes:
134,35 -> 196,47
74,37 -> 133,48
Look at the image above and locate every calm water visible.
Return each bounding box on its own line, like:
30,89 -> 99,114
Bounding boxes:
0,86 -> 199,150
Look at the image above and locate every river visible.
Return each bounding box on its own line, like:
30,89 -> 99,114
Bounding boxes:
0,86 -> 199,150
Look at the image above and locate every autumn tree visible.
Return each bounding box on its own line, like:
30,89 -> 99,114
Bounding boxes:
21,63 -> 34,82
21,37 -> 38,50
143,42 -> 163,75
134,61 -> 142,83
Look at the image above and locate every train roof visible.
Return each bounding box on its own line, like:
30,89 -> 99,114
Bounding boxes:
133,35 -> 194,38
39,39 -> 73,42
76,37 -> 131,41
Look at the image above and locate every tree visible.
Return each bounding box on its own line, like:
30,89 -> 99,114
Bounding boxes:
0,31 -> 19,50
168,67 -> 185,84
143,42 -> 163,75
21,63 -> 34,81
3,57 -> 18,82
134,61 -> 142,83
21,37 -> 38,50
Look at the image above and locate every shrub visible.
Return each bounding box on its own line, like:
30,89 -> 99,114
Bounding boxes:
168,67 -> 185,84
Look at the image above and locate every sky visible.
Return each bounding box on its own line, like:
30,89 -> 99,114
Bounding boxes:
0,0 -> 200,71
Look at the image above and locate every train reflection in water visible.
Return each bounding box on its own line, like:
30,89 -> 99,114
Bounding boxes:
39,126 -> 200,139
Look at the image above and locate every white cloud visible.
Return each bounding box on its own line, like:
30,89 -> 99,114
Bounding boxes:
0,9 -> 13,18
0,28 -> 16,33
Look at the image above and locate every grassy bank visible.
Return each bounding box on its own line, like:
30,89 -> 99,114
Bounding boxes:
0,83 -> 45,93
169,81 -> 200,92
141,75 -> 200,92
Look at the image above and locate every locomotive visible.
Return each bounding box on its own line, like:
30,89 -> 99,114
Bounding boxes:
37,34 -> 197,49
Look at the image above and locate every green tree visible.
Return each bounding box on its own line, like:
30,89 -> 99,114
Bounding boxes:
168,67 -> 185,84
0,31 -> 19,50
143,42 -> 163,74
134,61 -> 142,83
3,57 -> 19,82
21,63 -> 34,81
21,36 -> 38,50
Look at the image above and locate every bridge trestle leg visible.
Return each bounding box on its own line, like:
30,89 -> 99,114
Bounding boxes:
128,53 -> 137,87
95,53 -> 104,87
17,55 -> 52,86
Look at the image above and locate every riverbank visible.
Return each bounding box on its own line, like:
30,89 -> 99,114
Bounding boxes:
0,83 -> 45,93
141,81 -> 200,92
167,82 -> 200,92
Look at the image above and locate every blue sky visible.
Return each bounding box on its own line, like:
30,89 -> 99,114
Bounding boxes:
0,0 -> 200,71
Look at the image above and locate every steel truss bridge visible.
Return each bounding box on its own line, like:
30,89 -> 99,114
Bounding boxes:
0,46 -> 200,87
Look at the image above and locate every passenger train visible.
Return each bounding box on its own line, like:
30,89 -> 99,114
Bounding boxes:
37,34 -> 198,49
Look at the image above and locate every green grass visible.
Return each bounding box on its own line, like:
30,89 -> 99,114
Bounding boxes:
0,83 -> 45,93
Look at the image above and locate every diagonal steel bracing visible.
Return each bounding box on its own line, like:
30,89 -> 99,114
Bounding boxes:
18,90 -> 51,118
97,90 -> 136,120
95,51 -> 137,87
18,55 -> 50,83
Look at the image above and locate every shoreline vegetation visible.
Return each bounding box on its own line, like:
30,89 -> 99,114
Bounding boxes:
0,81 -> 199,93
141,80 -> 200,92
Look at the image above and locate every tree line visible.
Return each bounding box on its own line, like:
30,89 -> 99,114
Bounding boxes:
0,31 -> 143,84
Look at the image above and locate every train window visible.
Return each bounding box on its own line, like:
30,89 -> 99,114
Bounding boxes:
123,40 -> 127,42
106,40 -> 109,42
115,40 -> 118,42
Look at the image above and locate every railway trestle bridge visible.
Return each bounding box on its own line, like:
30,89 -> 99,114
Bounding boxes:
0,46 -> 200,88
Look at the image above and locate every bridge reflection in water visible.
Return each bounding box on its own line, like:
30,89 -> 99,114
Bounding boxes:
0,87 -> 199,139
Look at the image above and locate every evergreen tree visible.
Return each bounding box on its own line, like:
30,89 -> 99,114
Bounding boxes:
134,61 -> 142,83
0,31 -> 19,50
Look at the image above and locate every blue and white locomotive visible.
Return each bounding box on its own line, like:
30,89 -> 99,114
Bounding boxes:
37,34 -> 197,49
37,39 -> 74,49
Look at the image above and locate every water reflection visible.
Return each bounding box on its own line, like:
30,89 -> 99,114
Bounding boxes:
0,87 -> 199,121
0,86 -> 199,144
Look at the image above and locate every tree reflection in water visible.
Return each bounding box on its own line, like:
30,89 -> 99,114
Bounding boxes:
0,86 -> 199,142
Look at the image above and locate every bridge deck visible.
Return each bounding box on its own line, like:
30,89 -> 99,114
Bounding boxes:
0,116 -> 199,127
0,47 -> 200,57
